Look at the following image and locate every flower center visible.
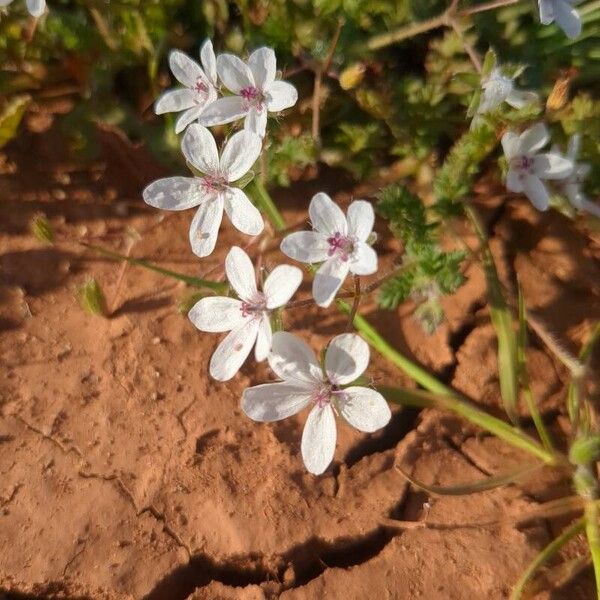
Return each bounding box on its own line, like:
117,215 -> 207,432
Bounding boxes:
200,174 -> 227,193
192,79 -> 210,103
327,232 -> 357,261
512,155 -> 535,177
240,86 -> 265,112
240,293 -> 267,319
311,385 -> 345,409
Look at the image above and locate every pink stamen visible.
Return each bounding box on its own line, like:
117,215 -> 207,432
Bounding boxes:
327,232 -> 356,262
240,86 -> 265,112
240,294 -> 267,319
512,155 -> 535,178
313,388 -> 331,408
200,174 -> 227,193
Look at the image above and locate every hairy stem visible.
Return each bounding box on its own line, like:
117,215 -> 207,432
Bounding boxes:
247,179 -> 287,232
586,501 -> 600,599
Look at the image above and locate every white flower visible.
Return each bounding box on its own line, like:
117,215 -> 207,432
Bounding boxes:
555,135 -> 599,217
143,125 -> 264,257
502,123 -> 573,211
155,40 -> 219,134
538,0 -> 582,39
242,332 -> 391,475
280,193 -> 378,308
201,47 -> 298,138
189,247 -> 302,382
0,0 -> 45,17
472,67 -> 537,129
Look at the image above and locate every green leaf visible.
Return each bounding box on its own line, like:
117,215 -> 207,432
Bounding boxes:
79,278 -> 107,316
0,95 -> 31,149
481,48 -> 497,77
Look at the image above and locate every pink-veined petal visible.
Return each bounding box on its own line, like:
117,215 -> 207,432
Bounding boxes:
350,242 -> 378,276
346,200 -> 374,242
268,331 -> 322,384
155,88 -> 197,115
200,39 -> 217,87
244,108 -> 268,138
312,258 -> 350,308
280,231 -> 330,264
266,81 -> 298,112
188,296 -> 245,333
175,106 -> 206,134
242,381 -> 313,422
220,129 -> 262,182
247,47 -> 276,89
200,96 -> 248,127
217,53 -> 254,93
209,319 -> 260,381
182,124 -> 219,175
223,187 -> 264,237
309,192 -> 347,236
189,195 -> 224,257
225,246 -> 258,302
339,387 -> 391,433
263,265 -> 303,309
143,177 -> 203,210
325,333 -> 370,385
254,316 -> 273,361
169,50 -> 207,88
301,404 -> 337,475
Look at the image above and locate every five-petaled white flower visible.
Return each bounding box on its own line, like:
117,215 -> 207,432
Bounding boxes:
201,47 -> 298,138
538,0 -> 582,39
0,0 -> 45,17
242,331 -> 391,475
281,193 -> 377,308
155,40 -> 219,134
143,124 -> 264,257
502,123 -> 573,211
189,247 -> 302,382
472,67 -> 537,129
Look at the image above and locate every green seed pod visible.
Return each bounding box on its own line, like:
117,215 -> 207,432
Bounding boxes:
79,278 -> 107,317
573,465 -> 598,500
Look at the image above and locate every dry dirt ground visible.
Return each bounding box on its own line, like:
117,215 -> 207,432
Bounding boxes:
1,120 -> 600,600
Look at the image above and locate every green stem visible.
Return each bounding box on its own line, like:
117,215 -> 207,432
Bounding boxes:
586,501 -> 600,599
381,386 -> 559,465
510,517 -> 586,600
81,243 -> 228,293
337,299 -> 454,397
247,179 -> 287,232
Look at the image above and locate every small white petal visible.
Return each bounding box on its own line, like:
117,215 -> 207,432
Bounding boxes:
244,108 -> 268,138
224,187 -> 264,237
519,123 -> 549,155
266,81 -> 298,112
280,231 -> 330,264
309,192 -> 348,236
522,175 -> 550,211
200,96 -> 248,127
209,319 -> 260,381
506,169 -> 524,193
346,200 -> 374,242
200,39 -> 217,87
169,50 -> 206,88
0,0 -> 14,6
247,47 -> 276,89
189,296 -> 245,332
539,0 -> 554,24
263,265 -> 303,309
479,78 -> 512,113
25,0 -> 44,16
501,131 -> 520,159
506,89 -> 538,110
339,387 -> 391,433
175,106 -> 206,134
312,258 -> 350,308
242,381 -> 313,422
189,196 -> 224,257
255,316 -> 273,361
225,246 -> 258,302
220,129 -> 262,182
143,177 -> 203,210
350,242 -> 378,276
534,153 -> 573,179
217,53 -> 255,93
155,88 -> 197,115
325,333 -> 370,385
567,135 -> 581,160
269,331 -> 322,384
301,404 -> 337,475
554,0 -> 581,38
182,124 -> 219,175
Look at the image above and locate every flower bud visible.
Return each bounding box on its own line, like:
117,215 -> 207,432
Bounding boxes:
569,435 -> 600,466
340,63 -> 366,90
573,465 -> 598,500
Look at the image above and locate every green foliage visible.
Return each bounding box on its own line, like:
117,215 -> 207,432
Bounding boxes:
266,134 -> 317,187
0,95 -> 31,149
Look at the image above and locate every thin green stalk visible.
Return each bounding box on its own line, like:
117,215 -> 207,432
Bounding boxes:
81,243 -> 228,293
510,517 -> 586,600
247,179 -> 287,232
585,501 -> 600,599
381,386 -> 559,465
337,299 -> 454,397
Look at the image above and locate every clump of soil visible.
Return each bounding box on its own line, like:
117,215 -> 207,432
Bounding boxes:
1,121 -> 599,599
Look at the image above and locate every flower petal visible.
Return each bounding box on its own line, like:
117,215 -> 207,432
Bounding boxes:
325,333 -> 370,385
143,177 -> 203,210
209,319 -> 260,381
312,258 -> 350,308
155,88 -> 197,115
506,89 -> 537,110
244,108 -> 268,138
182,124 -> 219,175
175,106 -> 206,134
339,387 -> 391,433
567,134 -> 581,160
346,200 -> 374,242
309,192 -> 347,236
268,331 -> 321,384
217,53 -> 254,93
519,123 -> 549,155
554,0 -> 581,38
506,168 -> 524,193
301,404 -> 337,475
538,0 -> 554,24
200,96 -> 248,127
247,47 -> 276,89
25,0 -> 45,17
188,296 -> 245,332
501,131 -> 520,159
200,39 -> 217,86
0,0 -> 14,6
534,153 -> 573,180
264,265 -> 303,309
223,187 -> 264,237
350,242 -> 378,276
242,381 -> 313,422
266,81 -> 298,112
189,195 -> 224,257
169,50 -> 206,88
254,316 -> 273,361
220,129 -> 262,182
479,77 -> 512,113
522,174 -> 550,211
225,246 -> 258,302
280,231 -> 330,264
